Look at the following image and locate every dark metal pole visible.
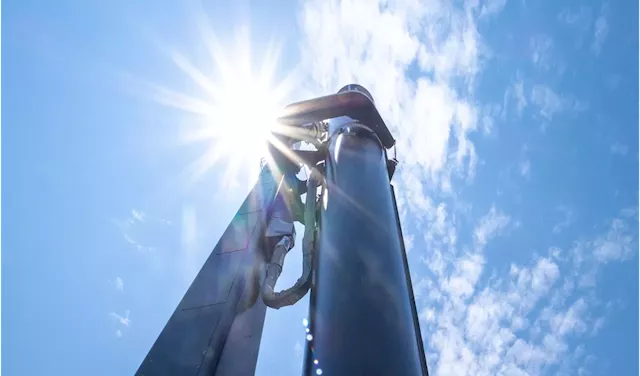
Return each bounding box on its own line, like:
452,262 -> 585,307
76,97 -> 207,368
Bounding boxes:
304,122 -> 427,376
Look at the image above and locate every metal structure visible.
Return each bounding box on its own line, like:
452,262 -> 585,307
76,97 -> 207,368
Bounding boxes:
135,85 -> 428,376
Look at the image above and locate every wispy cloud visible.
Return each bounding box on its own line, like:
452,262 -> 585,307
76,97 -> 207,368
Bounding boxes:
591,4 -> 609,55
479,0 -> 507,18
110,310 -> 131,327
519,160 -> 531,180
122,232 -> 153,252
502,78 -> 527,120
557,5 -> 594,49
558,6 -> 591,26
114,276 -> 124,292
553,206 -> 575,234
422,208 -> 635,375
112,209 -> 170,252
591,215 -> 637,263
610,142 -> 629,156
531,34 -> 554,70
110,310 -> 131,338
530,83 -> 588,127
112,208 -> 146,229
131,209 -> 146,222
108,277 -> 125,291
530,84 -> 563,122
513,80 -> 527,116
298,1 -> 636,375
299,0 -> 481,195
474,206 -> 511,249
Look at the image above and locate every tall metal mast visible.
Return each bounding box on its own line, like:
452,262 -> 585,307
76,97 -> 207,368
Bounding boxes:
135,85 -> 428,376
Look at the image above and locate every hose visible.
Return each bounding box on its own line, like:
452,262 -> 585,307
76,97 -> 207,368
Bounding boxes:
261,168 -> 321,309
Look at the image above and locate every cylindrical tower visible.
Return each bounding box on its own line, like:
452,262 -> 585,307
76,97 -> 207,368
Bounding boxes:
304,122 -> 426,376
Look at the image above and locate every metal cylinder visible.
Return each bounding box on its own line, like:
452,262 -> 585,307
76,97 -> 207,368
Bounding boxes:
304,123 -> 426,376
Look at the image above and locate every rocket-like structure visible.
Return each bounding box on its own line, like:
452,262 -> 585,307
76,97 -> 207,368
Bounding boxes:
135,85 -> 428,376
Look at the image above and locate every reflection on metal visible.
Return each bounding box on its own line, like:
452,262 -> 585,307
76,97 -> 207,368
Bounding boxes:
219,212 -> 259,253
136,170 -> 281,376
337,83 -> 375,104
136,84 -> 428,376
303,123 -> 426,376
261,168 -> 321,309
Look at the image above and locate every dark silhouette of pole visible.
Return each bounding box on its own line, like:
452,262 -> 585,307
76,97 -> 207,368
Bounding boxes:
303,122 -> 428,376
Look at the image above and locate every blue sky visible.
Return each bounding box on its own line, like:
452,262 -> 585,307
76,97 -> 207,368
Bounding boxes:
3,0 -> 638,375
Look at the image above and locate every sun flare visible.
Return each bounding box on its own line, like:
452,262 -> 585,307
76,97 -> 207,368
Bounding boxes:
149,18 -> 297,189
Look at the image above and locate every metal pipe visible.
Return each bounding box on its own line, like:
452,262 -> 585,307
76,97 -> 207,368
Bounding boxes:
304,122 -> 426,376
262,169 -> 321,309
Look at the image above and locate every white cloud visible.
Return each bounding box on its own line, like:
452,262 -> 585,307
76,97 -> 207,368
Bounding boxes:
502,79 -> 527,120
519,160 -> 531,179
591,4 -> 609,55
474,206 -> 511,248
529,84 -> 587,128
530,84 -> 563,122
404,232 -> 415,252
131,209 -> 146,222
442,252 -> 484,299
501,366 -> 529,376
115,276 -> 124,292
610,143 -> 629,156
558,6 -> 591,26
480,104 -> 501,134
505,339 -> 547,369
557,6 -> 594,49
480,0 -> 507,18
299,0 -> 482,198
297,1 -> 637,375
116,329 -> 123,338
619,207 -> 638,219
591,317 -> 605,336
567,208 -> 637,267
112,209 -> 170,252
531,34 -> 554,70
553,206 -> 575,234
549,298 -> 588,336
122,232 -> 152,252
110,310 -> 131,327
530,258 -> 560,297
513,81 -> 527,116
417,208 -> 633,375
420,307 -> 436,323
591,218 -> 636,262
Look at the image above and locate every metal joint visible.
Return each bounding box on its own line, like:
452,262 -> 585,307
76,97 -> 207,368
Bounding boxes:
332,122 -> 384,147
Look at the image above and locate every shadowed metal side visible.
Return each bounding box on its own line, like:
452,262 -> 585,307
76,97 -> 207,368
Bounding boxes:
136,176 -> 280,376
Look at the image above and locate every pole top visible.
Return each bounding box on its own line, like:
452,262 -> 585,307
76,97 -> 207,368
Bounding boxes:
337,84 -> 375,104
277,85 -> 395,149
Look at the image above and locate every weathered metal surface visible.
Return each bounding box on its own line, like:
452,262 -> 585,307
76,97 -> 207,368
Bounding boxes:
136,172 -> 280,376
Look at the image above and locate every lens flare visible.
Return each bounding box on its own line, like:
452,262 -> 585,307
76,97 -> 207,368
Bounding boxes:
140,12 -> 300,189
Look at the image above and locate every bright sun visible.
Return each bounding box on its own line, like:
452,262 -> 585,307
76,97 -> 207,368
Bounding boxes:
149,17 -> 296,189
